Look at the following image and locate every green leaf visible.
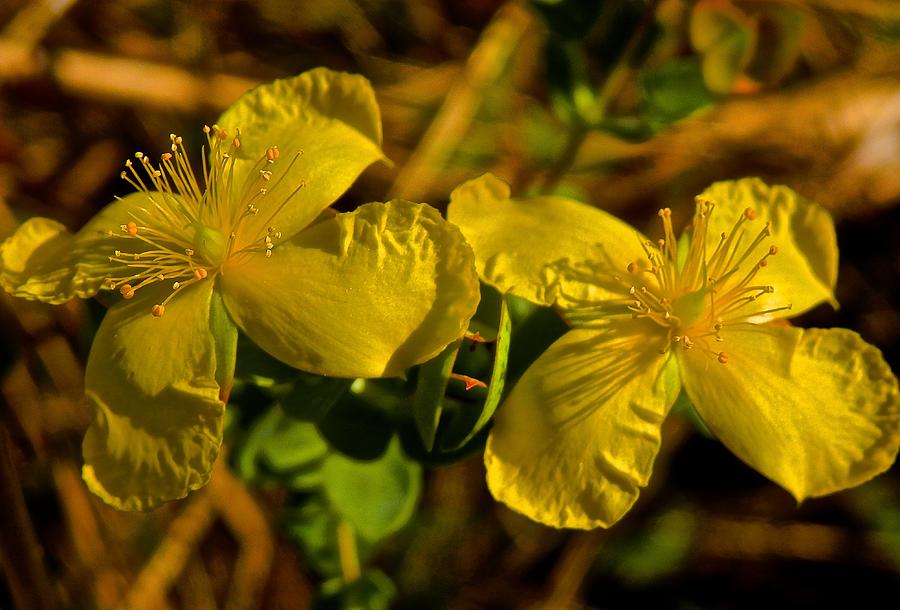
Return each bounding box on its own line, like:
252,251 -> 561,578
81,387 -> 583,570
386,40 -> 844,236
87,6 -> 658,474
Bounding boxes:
413,340 -> 461,451
690,1 -> 758,94
670,391 -> 712,438
530,0 -> 603,40
321,438 -> 422,543
235,403 -> 329,483
314,571 -> 396,610
234,331 -> 298,389
505,298 -> 569,383
746,6 -> 804,83
316,389 -> 395,461
282,497 -> 372,577
282,371 -> 352,423
603,508 -> 697,584
640,58 -> 716,130
441,294 -> 512,450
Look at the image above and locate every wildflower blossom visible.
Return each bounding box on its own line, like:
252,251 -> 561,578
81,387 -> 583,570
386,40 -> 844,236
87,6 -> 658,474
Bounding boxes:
449,173 -> 899,529
0,69 -> 479,510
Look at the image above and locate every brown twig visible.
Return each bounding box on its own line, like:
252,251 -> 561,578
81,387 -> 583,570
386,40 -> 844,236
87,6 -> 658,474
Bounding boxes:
117,494 -> 216,610
0,424 -> 60,610
207,458 -> 274,610
387,1 -> 534,201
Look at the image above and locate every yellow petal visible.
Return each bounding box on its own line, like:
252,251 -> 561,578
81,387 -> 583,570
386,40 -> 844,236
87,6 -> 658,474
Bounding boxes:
679,324 -> 900,501
215,68 -> 386,239
81,280 -> 226,510
448,173 -> 648,309
699,178 -> 838,318
0,192 -> 194,304
220,200 -> 479,378
485,321 -> 681,529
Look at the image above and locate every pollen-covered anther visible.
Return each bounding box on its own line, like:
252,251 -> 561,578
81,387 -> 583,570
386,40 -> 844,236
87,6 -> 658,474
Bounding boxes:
161,152 -> 172,162
717,351 -> 729,364
266,146 -> 280,162
120,284 -> 135,299
743,207 -> 756,220
151,304 -> 165,318
194,268 -> 208,280
769,245 -> 779,255
232,138 -> 241,149
626,261 -> 638,273
124,222 -> 139,236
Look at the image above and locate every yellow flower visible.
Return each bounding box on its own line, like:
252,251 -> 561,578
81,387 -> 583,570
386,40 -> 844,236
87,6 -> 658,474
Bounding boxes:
0,68 -> 479,510
449,173 -> 900,529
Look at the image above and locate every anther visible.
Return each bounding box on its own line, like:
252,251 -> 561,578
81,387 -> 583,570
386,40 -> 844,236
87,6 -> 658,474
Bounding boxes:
120,284 -> 135,299
215,127 -> 228,140
135,152 -> 144,159
265,249 -> 273,258
173,282 -> 180,290
626,261 -> 638,273
717,352 -> 729,364
185,248 -> 194,256
161,153 -> 172,161
658,208 -> 672,217
194,268 -> 208,280
769,245 -> 778,255
232,138 -> 241,149
203,125 -> 211,134
266,146 -> 280,162
125,221 -> 139,236
151,304 -> 165,317
743,208 -> 756,220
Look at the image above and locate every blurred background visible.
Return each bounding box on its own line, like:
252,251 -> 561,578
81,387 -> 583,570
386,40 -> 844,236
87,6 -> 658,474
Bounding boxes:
1,0 -> 900,608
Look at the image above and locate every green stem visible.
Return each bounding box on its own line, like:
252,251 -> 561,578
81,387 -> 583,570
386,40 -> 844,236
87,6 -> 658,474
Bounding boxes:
336,520 -> 361,584
538,0 -> 662,194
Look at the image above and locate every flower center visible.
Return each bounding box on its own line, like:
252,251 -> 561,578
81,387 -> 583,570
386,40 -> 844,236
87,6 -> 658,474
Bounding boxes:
104,127 -> 303,316
192,223 -> 227,267
622,202 -> 791,364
